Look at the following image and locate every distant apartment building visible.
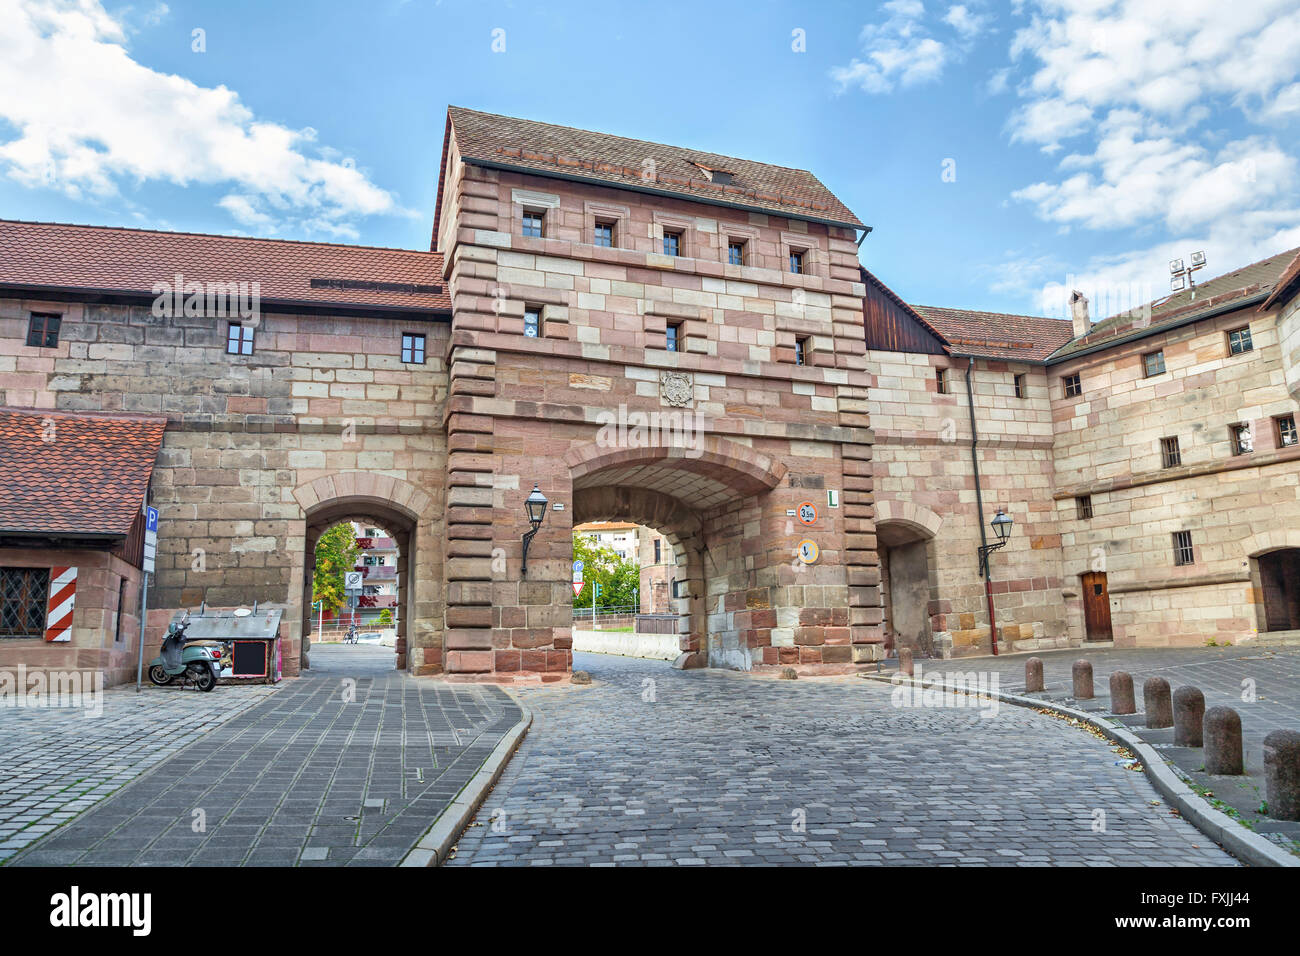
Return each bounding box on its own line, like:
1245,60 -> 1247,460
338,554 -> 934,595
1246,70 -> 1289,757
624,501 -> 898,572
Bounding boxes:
574,521 -> 676,613
352,522 -> 398,625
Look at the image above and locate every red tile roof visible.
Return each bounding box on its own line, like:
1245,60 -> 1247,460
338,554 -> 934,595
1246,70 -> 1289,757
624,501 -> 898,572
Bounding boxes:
911,305 -> 1075,362
0,408 -> 166,537
445,106 -> 865,229
1259,249 -> 1300,311
0,220 -> 450,314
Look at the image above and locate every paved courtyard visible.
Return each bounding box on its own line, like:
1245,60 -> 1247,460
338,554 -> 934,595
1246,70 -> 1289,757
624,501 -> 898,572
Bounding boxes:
7,644 -> 519,866
448,652 -> 1236,866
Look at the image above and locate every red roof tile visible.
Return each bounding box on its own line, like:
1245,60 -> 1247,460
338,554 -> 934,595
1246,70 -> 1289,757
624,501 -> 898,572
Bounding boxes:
910,305 -> 1075,362
445,106 -> 865,229
0,220 -> 450,314
0,408 -> 166,537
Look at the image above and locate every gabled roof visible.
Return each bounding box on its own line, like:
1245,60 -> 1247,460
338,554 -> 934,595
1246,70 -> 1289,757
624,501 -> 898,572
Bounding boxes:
1049,246 -> 1300,361
1260,249 -> 1300,311
444,106 -> 865,230
911,304 -> 1075,362
0,408 -> 167,538
0,220 -> 450,314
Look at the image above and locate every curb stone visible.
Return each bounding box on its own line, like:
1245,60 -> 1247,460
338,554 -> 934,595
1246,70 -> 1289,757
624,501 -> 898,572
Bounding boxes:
862,673 -> 1298,868
400,692 -> 533,867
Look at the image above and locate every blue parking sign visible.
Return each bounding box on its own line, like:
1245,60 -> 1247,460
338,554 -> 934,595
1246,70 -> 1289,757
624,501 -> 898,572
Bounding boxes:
146,507 -> 159,533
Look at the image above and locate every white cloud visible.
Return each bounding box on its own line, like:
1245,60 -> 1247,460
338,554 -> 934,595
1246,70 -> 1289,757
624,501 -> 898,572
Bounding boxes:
831,1 -> 951,94
0,0 -> 399,235
944,4 -> 989,39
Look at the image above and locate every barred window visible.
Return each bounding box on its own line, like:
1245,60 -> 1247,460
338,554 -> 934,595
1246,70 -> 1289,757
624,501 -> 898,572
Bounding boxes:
1161,436 -> 1181,468
1014,373 -> 1026,399
1,567 -> 49,638
794,336 -> 809,366
1173,531 -> 1195,567
936,368 -> 948,394
1076,495 -> 1093,520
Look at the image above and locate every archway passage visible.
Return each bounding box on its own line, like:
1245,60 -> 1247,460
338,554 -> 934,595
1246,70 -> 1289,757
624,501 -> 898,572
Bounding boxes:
878,519 -> 936,658
1258,548 -> 1300,631
303,497 -> 417,671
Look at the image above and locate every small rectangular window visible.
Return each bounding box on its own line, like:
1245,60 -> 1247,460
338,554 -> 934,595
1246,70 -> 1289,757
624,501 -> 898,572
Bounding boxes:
1277,414 -> 1298,448
0,566 -> 50,638
593,221 -> 614,248
113,576 -> 128,644
1014,373 -> 1026,399
665,322 -> 681,353
521,210 -> 544,238
1076,495 -> 1092,520
789,250 -> 805,274
1063,373 -> 1082,398
1230,422 -> 1254,456
663,231 -> 682,257
401,333 -> 426,364
1227,326 -> 1253,355
26,312 -> 61,348
1173,530 -> 1195,566
794,336 -> 809,366
1143,350 -> 1166,377
654,539 -> 661,563
936,368 -> 948,394
727,240 -> 745,266
523,307 -> 541,338
226,323 -> 254,355
1161,436 -> 1181,469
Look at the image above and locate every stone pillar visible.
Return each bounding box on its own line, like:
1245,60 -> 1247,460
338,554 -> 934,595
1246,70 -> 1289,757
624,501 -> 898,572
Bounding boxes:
1263,730 -> 1300,821
1172,686 -> 1205,747
1025,656 -> 1043,693
1204,706 -> 1243,775
1072,659 -> 1094,699
1109,671 -> 1135,715
1143,677 -> 1173,728
897,646 -> 913,677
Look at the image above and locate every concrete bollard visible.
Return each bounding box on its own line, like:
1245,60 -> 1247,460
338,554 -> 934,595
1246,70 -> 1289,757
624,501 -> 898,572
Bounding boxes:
897,646 -> 914,677
1203,706 -> 1243,775
1172,686 -> 1206,747
1072,659 -> 1094,699
1143,677 -> 1173,728
1025,657 -> 1044,693
1109,671 -> 1136,715
1263,730 -> 1300,821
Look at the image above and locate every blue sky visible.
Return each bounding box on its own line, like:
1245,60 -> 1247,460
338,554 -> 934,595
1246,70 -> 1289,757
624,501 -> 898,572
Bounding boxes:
2,0 -> 1298,319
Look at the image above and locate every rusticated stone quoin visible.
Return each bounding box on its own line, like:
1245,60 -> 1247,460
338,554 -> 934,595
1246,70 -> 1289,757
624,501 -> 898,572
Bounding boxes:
1025,656 -> 1044,693
1263,730 -> 1300,821
1071,659 -> 1094,699
1143,677 -> 1173,729
1203,706 -> 1244,775
1109,671 -> 1136,715
1172,686 -> 1205,747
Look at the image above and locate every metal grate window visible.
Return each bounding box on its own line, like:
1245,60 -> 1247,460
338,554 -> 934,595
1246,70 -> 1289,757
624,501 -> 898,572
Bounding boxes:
1161,436 -> 1181,468
401,333 -> 425,364
1014,373 -> 1026,399
1076,495 -> 1093,520
1172,531 -> 1195,566
1063,373 -> 1082,398
26,312 -> 62,348
1228,326 -> 1253,355
1,567 -> 49,638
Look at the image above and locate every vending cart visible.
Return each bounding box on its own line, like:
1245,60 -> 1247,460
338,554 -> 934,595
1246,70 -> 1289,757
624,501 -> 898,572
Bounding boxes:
168,607 -> 284,684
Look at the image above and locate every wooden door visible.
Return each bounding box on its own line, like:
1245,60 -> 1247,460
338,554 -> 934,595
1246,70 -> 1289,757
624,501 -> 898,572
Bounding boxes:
1081,571 -> 1113,642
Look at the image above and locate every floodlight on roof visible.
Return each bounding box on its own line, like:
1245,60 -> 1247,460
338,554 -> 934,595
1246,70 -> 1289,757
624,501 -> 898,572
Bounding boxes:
1190,251 -> 1206,268
1170,258 -> 1184,275
1171,275 -> 1186,292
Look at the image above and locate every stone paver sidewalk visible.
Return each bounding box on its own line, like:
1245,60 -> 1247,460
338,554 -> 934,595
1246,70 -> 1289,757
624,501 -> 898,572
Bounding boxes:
449,652 -> 1234,866
8,645 -> 520,867
0,674 -> 277,863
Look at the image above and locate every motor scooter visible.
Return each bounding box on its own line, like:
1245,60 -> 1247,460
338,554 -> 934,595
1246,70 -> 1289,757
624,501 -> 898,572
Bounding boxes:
147,611 -> 222,691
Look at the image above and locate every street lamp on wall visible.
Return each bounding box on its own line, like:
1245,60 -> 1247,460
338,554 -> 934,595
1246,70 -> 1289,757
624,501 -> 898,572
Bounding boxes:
978,508 -> 1013,577
520,484 -> 548,576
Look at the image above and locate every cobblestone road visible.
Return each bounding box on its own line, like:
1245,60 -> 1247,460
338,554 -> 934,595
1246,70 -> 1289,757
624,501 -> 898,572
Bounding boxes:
449,653 -> 1236,867
8,645 -> 519,866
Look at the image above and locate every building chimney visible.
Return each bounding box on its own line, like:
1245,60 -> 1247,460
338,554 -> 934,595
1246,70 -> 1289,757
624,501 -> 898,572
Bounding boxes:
1069,290 -> 1090,338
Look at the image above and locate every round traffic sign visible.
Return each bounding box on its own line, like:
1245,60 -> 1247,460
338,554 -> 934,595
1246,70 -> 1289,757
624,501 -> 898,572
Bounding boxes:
797,501 -> 818,526
796,539 -> 819,564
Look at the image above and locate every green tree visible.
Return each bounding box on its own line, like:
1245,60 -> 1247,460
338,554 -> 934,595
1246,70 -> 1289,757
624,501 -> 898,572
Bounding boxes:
571,534 -> 640,609
376,608 -> 393,626
313,523 -> 359,615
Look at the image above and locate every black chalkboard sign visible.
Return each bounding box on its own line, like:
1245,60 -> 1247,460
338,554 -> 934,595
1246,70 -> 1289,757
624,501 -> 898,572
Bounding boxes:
231,640 -> 267,677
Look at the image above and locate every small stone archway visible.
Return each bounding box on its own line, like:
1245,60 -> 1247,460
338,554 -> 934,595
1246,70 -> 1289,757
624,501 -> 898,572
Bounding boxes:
293,473 -> 432,672
874,500 -> 943,658
1243,530 -> 1300,634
